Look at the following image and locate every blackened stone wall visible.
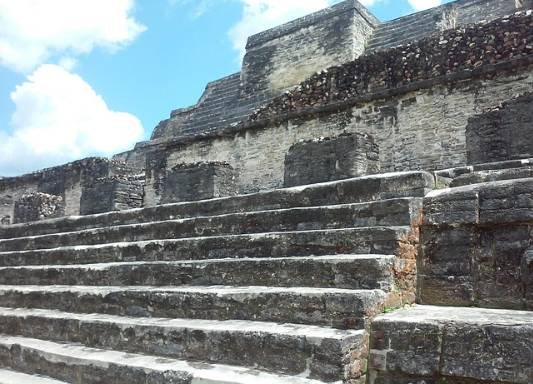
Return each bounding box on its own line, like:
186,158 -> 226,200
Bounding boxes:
161,162 -> 236,204
80,176 -> 144,215
284,133 -> 379,187
13,193 -> 64,224
466,92 -> 533,164
419,179 -> 533,310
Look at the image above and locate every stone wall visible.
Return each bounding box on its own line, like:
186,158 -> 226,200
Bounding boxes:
419,179 -> 533,310
242,0 -> 377,96
161,162 -> 236,204
139,11 -> 533,203
80,176 -> 144,215
466,92 -> 533,164
13,193 -> 64,224
248,11 -> 533,123
284,133 -> 379,187
0,158 -> 131,225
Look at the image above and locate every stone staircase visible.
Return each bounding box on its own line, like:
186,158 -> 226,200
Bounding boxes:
0,171 -> 433,383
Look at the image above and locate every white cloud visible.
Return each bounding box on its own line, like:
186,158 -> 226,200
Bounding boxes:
408,0 -> 442,11
0,0 -> 146,73
0,65 -> 144,176
359,0 -> 378,5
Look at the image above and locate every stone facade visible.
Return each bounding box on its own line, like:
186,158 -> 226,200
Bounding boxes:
80,176 -> 144,215
419,178 -> 533,310
13,193 -> 64,224
284,133 -> 379,187
161,162 -> 236,204
466,92 -> 533,164
0,158 -> 129,224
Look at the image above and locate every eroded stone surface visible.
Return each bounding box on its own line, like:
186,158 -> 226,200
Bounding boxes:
369,305 -> 533,384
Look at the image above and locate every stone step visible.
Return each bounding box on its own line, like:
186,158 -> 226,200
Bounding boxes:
0,307 -> 366,382
368,305 -> 533,384
0,171 -> 433,239
0,336 -> 333,384
0,369 -> 68,384
450,165 -> 533,187
0,255 -> 396,291
0,199 -> 421,252
0,285 -> 388,330
367,27 -> 435,50
0,227 -> 410,267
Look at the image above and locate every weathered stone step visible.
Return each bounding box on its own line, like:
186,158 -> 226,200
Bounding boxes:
367,26 -> 435,50
0,227 -> 410,267
0,336 -> 335,384
0,254 -> 396,291
368,305 -> 533,384
0,307 -> 365,382
0,285 -> 388,330
450,166 -> 533,187
0,369 -> 68,384
0,199 -> 421,252
0,171 -> 433,239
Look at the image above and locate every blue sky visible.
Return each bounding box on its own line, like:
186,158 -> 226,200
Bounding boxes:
0,0 -> 452,176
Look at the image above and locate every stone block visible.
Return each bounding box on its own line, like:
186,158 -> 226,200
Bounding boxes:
466,92 -> 533,164
161,162 -> 236,204
369,306 -> 533,384
284,133 -> 380,187
423,187 -> 479,226
80,176 -> 144,215
522,250 -> 533,310
13,193 -> 64,224
418,226 -> 476,306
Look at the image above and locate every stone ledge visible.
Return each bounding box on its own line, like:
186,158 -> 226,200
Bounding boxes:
246,0 -> 379,49
369,305 -> 533,384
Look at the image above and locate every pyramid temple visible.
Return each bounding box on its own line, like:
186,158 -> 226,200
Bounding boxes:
0,0 -> 532,383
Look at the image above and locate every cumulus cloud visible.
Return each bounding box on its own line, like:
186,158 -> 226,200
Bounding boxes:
0,0 -> 146,73
0,65 -> 144,176
408,0 -> 443,11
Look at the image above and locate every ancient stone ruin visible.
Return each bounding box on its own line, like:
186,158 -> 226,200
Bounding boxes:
0,0 -> 532,383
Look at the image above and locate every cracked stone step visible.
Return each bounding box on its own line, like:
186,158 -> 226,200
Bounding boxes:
368,305 -> 533,384
0,227 -> 410,267
0,285 -> 389,330
0,336 -> 337,384
0,171 -> 433,239
0,254 -> 396,291
0,198 -> 421,252
0,369 -> 69,384
0,307 -> 366,382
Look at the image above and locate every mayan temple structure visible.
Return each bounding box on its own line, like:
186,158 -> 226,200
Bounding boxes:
0,0 -> 532,382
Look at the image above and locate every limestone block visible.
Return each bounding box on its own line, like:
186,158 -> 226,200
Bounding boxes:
523,250 -> 533,310
80,176 -> 144,215
13,193 -> 64,224
369,306 -> 533,384
466,93 -> 533,164
423,187 -> 479,225
420,178 -> 533,309
161,162 -> 236,204
284,133 -> 380,187
418,226 -> 476,306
